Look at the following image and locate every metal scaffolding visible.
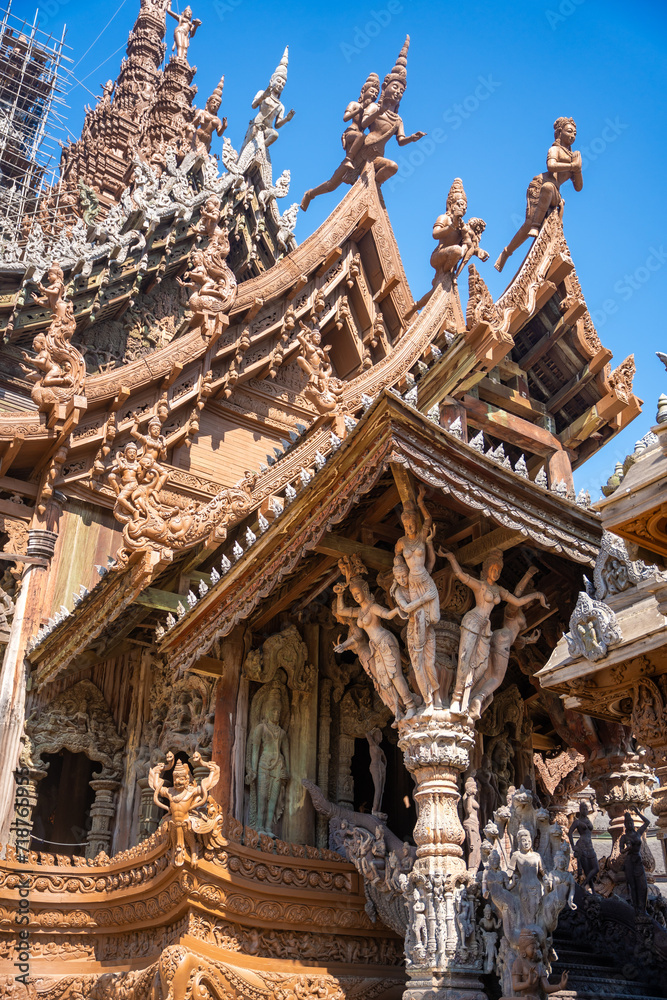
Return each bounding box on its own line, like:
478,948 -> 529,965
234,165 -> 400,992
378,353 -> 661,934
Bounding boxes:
0,1 -> 69,240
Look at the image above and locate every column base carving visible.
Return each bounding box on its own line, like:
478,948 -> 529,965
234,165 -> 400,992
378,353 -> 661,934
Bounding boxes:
403,970 -> 487,1000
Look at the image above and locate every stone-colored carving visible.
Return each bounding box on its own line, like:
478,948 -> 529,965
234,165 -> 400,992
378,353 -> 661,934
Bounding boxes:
501,928 -> 568,1000
620,807 -> 650,911
240,47 -> 294,169
430,178 -> 489,277
475,753 -> 501,829
21,263 -> 85,409
470,567 -> 541,721
246,678 -> 290,836
366,728 -> 387,816
300,71 -> 380,211
495,116 -> 582,272
303,779 -> 412,937
479,903 -> 500,974
593,530 -> 653,601
564,591 -> 623,662
296,318 -> 342,413
148,750 -> 220,865
392,487 -> 441,710
334,554 -> 417,719
167,5 -> 202,61
191,78 -> 226,153
463,775 -> 482,873
438,547 -> 548,716
567,802 -> 599,889
482,788 -> 572,997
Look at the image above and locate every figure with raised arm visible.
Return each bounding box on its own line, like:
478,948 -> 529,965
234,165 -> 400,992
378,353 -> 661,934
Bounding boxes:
495,117 -> 582,273
567,801 -> 599,890
244,47 -> 294,151
438,547 -> 548,715
301,71 -> 380,211
301,37 -> 424,209
148,751 -> 220,865
469,566 -> 543,720
191,78 -> 227,154
167,5 -> 201,61
620,806 -> 650,911
334,554 -> 416,720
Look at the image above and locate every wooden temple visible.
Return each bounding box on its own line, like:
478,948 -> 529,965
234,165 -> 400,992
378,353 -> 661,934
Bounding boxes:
1,3 -> 666,999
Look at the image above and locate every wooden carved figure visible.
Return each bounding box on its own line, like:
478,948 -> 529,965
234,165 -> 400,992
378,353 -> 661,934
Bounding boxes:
334,555 -> 417,720
567,801 -> 599,890
148,751 -> 220,866
495,117 -> 582,273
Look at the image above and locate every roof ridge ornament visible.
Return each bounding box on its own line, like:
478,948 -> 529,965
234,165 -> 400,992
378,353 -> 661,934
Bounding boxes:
301,35 -> 425,211
495,117 -> 582,273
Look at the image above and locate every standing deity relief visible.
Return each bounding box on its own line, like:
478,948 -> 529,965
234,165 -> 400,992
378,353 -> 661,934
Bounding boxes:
246,673 -> 291,837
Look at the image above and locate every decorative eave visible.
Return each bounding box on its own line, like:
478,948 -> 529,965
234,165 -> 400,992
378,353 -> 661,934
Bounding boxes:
158,391 -> 602,676
595,425 -> 667,561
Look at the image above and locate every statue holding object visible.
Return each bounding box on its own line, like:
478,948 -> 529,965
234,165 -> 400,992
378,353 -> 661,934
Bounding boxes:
495,117 -> 582,273
301,37 -> 425,209
430,178 -> 489,278
300,71 -> 380,211
438,547 -> 548,717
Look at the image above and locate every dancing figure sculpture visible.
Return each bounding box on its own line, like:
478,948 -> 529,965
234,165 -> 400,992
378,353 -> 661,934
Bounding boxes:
167,5 -> 201,61
301,36 -> 424,209
438,547 -> 548,716
334,555 -> 416,720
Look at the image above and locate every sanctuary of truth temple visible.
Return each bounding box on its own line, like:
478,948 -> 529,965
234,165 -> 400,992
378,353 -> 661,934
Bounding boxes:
1,2 -> 667,999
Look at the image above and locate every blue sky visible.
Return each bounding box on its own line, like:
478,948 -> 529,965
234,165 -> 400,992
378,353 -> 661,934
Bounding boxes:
25,0 -> 667,497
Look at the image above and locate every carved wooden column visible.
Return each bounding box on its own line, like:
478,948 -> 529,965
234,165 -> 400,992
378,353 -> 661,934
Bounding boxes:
86,779 -> 120,859
137,775 -> 160,840
397,713 -> 485,1000
10,762 -> 47,856
211,626 -> 247,817
0,500 -> 61,843
587,753 -> 655,861
316,677 -> 333,848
